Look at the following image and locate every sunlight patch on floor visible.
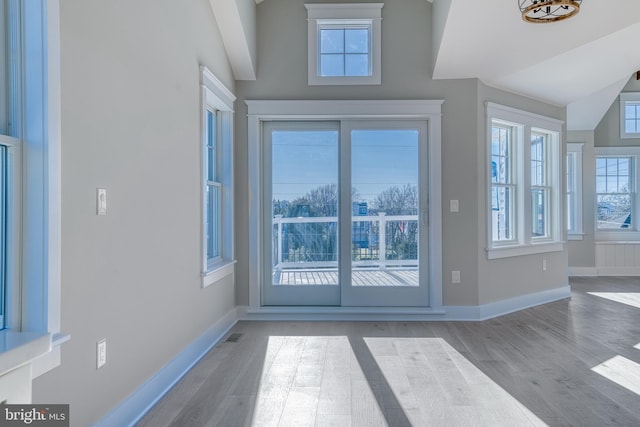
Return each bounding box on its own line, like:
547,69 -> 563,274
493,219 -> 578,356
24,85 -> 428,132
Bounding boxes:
364,337 -> 548,426
250,335 -> 548,426
251,336 -> 385,426
587,292 -> 640,309
592,355 -> 640,396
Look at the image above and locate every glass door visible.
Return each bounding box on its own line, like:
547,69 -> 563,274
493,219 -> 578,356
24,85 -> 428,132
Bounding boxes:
263,120 -> 429,307
341,121 -> 429,307
263,122 -> 341,305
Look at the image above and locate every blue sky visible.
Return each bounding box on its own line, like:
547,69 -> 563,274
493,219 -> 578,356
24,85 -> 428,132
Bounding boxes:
272,129 -> 419,203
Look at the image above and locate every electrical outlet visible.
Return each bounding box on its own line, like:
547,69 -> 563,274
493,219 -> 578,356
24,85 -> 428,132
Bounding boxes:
451,270 -> 461,284
450,199 -> 459,212
97,339 -> 107,369
542,259 -> 547,271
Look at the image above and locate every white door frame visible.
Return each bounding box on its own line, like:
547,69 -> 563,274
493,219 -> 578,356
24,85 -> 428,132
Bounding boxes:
247,100 -> 444,313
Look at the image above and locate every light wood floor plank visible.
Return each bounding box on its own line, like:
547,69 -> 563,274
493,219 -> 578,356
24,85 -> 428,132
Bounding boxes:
138,277 -> 640,427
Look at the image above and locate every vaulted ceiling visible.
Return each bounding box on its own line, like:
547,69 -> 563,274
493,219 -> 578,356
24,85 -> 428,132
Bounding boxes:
216,0 -> 640,131
432,0 -> 640,130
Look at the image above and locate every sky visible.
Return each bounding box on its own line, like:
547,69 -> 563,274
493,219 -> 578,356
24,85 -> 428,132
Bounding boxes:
271,128 -> 419,203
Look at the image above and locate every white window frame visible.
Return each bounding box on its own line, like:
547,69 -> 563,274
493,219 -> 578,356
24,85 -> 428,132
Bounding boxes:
620,92 -> 640,139
566,143 -> 583,240
305,3 -> 382,86
200,66 -> 236,287
594,146 -> 640,241
486,102 -> 564,259
0,0 -> 65,378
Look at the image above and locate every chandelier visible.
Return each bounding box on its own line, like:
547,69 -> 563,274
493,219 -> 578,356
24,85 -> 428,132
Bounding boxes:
519,1 -> 582,23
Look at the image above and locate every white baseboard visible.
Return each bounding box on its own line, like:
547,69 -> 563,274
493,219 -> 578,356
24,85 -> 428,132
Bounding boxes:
568,266 -> 598,276
438,285 -> 571,321
237,285 -> 571,322
93,307 -> 238,427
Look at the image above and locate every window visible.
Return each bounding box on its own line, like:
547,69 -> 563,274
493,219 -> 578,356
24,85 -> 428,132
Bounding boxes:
305,3 -> 382,86
566,143 -> 583,239
620,93 -> 640,139
596,156 -> 633,230
201,66 -> 235,287
0,0 -> 64,376
486,103 -> 563,259
205,110 -> 221,262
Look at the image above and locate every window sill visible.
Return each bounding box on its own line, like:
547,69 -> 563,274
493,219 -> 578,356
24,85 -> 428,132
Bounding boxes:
202,260 -> 236,288
568,233 -> 585,241
308,75 -> 381,86
487,241 -> 564,259
0,331 -> 51,377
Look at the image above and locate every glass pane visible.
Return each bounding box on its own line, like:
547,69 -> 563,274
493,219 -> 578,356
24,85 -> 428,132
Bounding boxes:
206,110 -> 216,182
492,186 -> 514,242
567,193 -> 573,232
531,188 -> 547,237
320,29 -> 344,54
0,146 -> 6,329
0,2 -> 6,135
320,54 -> 344,77
345,54 -> 369,76
351,129 -> 419,287
491,126 -> 510,184
271,129 -> 339,286
206,185 -> 221,261
597,194 -> 631,229
531,134 -> 545,186
345,28 -> 368,53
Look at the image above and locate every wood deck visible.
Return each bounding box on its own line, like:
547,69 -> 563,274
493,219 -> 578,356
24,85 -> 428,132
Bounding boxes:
273,268 -> 419,287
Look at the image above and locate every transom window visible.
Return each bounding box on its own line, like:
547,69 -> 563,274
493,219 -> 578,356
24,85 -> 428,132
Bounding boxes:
486,103 -> 563,259
620,92 -> 640,139
306,3 -> 382,86
319,24 -> 370,77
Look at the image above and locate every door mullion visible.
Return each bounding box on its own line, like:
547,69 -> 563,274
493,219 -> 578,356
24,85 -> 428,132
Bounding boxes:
339,121 -> 352,304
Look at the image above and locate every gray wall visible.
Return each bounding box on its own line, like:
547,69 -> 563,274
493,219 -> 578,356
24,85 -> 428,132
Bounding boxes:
476,82 -> 567,304
31,1 -> 236,425
566,75 -> 640,271
235,0 -> 568,307
595,76 -> 640,147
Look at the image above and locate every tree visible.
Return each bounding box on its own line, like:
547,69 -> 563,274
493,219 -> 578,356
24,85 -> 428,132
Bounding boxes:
371,184 -> 418,260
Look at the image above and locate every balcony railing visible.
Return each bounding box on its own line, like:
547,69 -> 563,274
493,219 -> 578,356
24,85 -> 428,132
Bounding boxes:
272,213 -> 419,271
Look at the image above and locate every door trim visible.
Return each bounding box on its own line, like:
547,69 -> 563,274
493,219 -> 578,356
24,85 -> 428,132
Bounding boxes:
247,100 -> 444,311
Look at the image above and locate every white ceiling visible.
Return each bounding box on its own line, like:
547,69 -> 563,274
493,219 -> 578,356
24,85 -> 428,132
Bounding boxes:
432,0 -> 640,130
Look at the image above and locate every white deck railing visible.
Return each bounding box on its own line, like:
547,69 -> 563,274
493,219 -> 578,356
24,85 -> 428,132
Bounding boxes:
272,213 -> 419,271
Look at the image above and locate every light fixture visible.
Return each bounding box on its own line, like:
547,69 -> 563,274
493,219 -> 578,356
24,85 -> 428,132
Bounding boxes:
519,0 -> 582,23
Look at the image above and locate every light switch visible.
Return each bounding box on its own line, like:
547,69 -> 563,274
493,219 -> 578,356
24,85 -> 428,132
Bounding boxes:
450,199 -> 459,212
97,188 -> 107,216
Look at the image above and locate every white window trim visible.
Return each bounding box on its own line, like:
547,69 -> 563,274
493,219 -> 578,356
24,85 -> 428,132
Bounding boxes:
567,143 -> 584,240
0,0 -> 65,379
486,102 -> 564,260
246,99 -> 444,311
200,66 -> 236,288
595,146 -> 640,241
305,3 -> 383,86
619,92 -> 640,139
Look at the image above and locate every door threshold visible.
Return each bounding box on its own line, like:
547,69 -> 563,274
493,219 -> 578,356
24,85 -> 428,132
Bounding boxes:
237,305 -> 447,321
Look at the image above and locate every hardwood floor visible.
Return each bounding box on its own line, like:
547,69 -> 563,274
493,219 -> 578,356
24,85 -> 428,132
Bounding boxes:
138,277 -> 640,426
